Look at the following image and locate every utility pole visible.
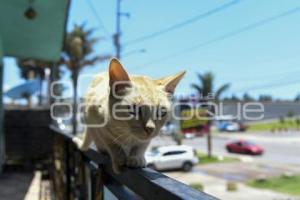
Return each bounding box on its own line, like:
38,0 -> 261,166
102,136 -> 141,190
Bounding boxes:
115,0 -> 121,59
114,0 -> 129,59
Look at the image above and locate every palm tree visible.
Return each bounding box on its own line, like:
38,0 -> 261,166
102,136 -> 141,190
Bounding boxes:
191,72 -> 230,157
191,72 -> 230,101
63,23 -> 110,135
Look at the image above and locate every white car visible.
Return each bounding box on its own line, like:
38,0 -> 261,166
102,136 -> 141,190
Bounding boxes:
225,122 -> 240,132
184,132 -> 196,139
145,145 -> 199,171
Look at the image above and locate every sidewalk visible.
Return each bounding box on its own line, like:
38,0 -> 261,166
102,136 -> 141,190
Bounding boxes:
0,171 -> 33,200
215,131 -> 300,143
197,161 -> 300,182
164,170 -> 297,200
24,171 -> 52,200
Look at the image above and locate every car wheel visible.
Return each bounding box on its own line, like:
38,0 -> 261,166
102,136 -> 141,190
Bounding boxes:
246,150 -> 253,155
182,162 -> 193,172
227,147 -> 232,153
147,164 -> 156,170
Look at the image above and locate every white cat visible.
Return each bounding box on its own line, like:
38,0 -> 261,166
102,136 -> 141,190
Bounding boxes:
73,58 -> 185,173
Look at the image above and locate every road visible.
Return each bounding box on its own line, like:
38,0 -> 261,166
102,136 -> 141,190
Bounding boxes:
151,131 -> 300,166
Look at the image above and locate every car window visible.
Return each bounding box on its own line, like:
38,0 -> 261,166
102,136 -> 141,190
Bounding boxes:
236,142 -> 243,146
147,149 -> 159,156
244,141 -> 255,146
163,150 -> 186,156
150,149 -> 160,156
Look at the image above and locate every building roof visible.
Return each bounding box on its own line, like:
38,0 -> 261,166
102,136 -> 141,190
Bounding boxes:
0,0 -> 70,61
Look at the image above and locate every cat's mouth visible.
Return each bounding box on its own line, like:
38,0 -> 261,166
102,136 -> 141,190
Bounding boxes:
135,129 -> 155,141
144,127 -> 155,137
145,131 -> 152,138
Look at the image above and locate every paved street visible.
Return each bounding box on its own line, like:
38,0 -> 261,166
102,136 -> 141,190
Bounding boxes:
151,132 -> 300,199
151,131 -> 300,166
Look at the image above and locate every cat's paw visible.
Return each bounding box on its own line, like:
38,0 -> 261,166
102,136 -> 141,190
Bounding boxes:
126,156 -> 146,168
72,137 -> 83,149
112,153 -> 126,174
72,136 -> 89,151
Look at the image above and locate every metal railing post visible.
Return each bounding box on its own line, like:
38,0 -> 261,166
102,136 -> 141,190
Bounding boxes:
65,141 -> 71,200
91,165 -> 103,200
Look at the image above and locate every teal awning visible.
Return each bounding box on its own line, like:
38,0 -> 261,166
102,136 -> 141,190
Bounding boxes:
0,0 -> 70,61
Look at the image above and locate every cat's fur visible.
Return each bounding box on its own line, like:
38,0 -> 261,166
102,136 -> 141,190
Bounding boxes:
73,58 -> 185,173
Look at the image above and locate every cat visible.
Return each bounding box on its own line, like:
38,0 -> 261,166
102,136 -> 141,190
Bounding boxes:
73,58 -> 185,173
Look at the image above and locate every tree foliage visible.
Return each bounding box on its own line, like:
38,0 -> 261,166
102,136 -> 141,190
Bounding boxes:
62,23 -> 110,77
191,72 -> 230,100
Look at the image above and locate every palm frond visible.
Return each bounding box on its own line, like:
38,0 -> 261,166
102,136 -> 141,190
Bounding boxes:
191,83 -> 203,94
81,55 -> 111,66
215,83 -> 230,100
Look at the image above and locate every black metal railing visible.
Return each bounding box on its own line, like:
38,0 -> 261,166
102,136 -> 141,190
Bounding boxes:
50,125 -> 218,200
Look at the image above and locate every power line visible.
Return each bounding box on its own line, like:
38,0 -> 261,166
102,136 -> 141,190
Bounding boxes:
86,0 -> 111,38
125,0 -> 244,46
222,66 -> 300,83
234,69 -> 300,92
235,77 -> 300,92
131,7 -> 300,71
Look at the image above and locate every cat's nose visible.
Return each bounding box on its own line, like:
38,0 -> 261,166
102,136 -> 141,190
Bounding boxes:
145,127 -> 155,135
145,119 -> 155,135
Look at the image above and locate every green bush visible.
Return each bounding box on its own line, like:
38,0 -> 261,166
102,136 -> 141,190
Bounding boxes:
248,118 -> 299,132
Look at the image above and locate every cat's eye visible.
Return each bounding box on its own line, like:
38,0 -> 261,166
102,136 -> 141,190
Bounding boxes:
128,105 -> 136,116
128,105 -> 141,117
156,107 -> 168,119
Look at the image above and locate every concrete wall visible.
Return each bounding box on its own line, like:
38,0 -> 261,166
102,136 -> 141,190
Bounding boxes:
221,102 -> 300,122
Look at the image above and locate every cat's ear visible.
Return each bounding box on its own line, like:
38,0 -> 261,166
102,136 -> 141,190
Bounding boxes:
156,71 -> 186,94
109,58 -> 131,94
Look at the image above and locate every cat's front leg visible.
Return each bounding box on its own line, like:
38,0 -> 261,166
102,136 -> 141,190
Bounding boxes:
72,128 -> 92,151
107,144 -> 127,174
126,142 -> 149,168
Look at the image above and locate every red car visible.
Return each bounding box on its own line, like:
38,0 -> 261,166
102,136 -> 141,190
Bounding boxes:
226,140 -> 264,155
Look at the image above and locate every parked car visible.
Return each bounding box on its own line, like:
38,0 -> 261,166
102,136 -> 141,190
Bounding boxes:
184,132 -> 196,139
145,145 -> 199,171
226,140 -> 264,155
224,122 -> 240,132
218,121 -> 248,132
216,115 -> 248,132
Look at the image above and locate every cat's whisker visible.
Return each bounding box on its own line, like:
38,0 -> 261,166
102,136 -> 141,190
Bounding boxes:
111,134 -> 126,145
123,137 -> 131,145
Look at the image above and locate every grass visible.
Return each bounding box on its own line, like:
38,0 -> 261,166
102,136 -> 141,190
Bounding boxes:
190,183 -> 204,191
248,118 -> 300,132
248,175 -> 300,195
197,152 -> 239,165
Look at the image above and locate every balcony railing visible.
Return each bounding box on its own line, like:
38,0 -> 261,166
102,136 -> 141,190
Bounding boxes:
50,125 -> 218,200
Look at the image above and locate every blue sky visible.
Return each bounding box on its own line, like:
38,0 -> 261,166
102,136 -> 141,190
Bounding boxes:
4,0 -> 300,100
